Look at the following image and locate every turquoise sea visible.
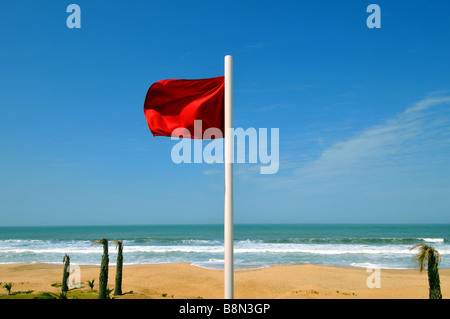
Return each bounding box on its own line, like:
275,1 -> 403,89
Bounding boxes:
0,224 -> 449,269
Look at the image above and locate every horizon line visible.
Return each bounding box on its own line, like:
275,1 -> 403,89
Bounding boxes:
1,222 -> 449,228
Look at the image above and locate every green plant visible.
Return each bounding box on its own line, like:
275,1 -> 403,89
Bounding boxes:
87,279 -> 95,291
106,287 -> 112,299
3,283 -> 13,295
22,290 -> 34,294
34,292 -> 58,299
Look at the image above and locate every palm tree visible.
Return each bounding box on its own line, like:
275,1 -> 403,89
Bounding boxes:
91,238 -> 109,299
61,254 -> 70,295
3,282 -> 13,295
113,240 -> 123,296
410,244 -> 442,299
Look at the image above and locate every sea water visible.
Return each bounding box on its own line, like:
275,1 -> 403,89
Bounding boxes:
0,224 -> 449,270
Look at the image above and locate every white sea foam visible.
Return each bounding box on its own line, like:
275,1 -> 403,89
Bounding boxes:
3,243 -> 448,255
181,239 -> 221,244
418,238 -> 445,243
1,235 -> 449,269
350,262 -> 407,270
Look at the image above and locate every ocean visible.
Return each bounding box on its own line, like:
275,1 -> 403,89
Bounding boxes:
0,224 -> 449,270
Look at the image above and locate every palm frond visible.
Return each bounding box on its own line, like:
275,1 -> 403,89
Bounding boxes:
410,244 -> 425,252
91,238 -> 108,246
112,240 -> 123,249
411,244 -> 428,272
410,244 -> 441,271
87,279 -> 95,290
433,249 -> 442,264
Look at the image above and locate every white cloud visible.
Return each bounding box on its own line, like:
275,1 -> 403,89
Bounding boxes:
240,95 -> 450,195
404,96 -> 450,113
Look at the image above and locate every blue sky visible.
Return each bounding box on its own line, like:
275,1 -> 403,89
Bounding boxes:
1,1 -> 450,226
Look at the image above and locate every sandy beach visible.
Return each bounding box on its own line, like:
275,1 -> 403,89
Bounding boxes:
0,263 -> 448,299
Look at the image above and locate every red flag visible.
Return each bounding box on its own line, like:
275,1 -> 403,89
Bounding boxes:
144,76 -> 224,139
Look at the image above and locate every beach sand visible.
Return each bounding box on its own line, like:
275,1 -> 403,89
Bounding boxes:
0,263 -> 449,299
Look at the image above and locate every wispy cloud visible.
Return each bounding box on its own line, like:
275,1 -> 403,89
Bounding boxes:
296,96 -> 450,175
238,95 -> 450,195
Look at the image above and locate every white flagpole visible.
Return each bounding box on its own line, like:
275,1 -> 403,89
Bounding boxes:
224,55 -> 234,299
